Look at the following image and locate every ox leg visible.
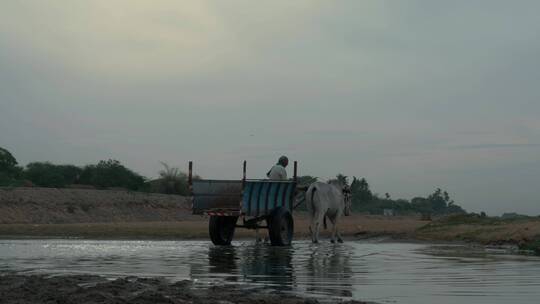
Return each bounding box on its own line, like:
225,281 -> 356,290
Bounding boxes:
310,214 -> 317,243
337,229 -> 344,243
335,220 -> 344,243
255,228 -> 261,243
337,211 -> 344,243
311,212 -> 323,244
329,216 -> 343,243
315,213 -> 324,243
330,215 -> 337,243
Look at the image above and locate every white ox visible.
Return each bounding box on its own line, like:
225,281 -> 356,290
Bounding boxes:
305,181 -> 352,243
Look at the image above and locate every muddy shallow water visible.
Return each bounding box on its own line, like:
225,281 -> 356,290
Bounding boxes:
1,239 -> 539,304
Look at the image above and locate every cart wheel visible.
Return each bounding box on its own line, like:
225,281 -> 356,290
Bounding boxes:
268,207 -> 294,246
209,216 -> 238,245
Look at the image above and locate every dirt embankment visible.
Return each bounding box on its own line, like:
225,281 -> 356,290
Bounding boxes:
0,187 -> 429,239
0,187 -> 191,224
0,274 -> 368,304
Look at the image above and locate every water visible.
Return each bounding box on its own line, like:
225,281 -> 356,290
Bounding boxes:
1,239 -> 539,304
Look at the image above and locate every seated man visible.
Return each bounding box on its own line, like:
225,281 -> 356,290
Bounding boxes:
266,156 -> 288,180
257,156 -> 288,244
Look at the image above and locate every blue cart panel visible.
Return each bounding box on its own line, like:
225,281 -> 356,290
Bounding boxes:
191,179 -> 296,217
242,180 -> 296,217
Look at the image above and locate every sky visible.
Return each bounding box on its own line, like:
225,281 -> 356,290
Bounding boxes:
1,1 -> 539,215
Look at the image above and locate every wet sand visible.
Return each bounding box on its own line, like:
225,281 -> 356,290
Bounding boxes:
0,273 -> 369,304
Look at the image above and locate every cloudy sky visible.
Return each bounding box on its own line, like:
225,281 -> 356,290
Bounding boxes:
1,1 -> 539,215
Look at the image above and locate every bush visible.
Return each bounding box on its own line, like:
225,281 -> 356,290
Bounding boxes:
0,172 -> 16,187
24,162 -> 82,187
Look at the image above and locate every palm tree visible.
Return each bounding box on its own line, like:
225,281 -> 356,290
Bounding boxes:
158,162 -> 187,195
335,174 -> 349,186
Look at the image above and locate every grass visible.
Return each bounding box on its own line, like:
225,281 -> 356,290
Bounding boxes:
418,214 -> 509,230
416,214 -> 540,254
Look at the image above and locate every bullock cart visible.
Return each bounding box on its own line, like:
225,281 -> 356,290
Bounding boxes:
189,161 -> 301,246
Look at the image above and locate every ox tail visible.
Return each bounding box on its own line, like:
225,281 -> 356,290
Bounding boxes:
305,185 -> 317,216
306,184 -> 328,230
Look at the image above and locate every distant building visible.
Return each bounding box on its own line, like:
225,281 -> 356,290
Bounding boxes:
501,212 -> 528,219
383,209 -> 395,216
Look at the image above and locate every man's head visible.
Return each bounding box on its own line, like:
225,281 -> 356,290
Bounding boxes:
278,156 -> 289,167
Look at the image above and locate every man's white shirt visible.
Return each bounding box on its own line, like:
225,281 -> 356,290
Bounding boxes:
267,165 -> 287,180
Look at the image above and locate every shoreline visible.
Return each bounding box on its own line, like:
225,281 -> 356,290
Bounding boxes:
0,214 -> 538,254
0,234 -> 526,255
0,273 -> 369,304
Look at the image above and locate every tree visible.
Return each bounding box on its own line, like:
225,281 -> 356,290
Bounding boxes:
0,147 -> 18,172
447,200 -> 466,214
350,177 -> 373,203
428,188 -> 447,213
79,159 -> 145,190
333,174 -> 349,186
412,188 -> 466,215
411,197 -> 431,214
0,147 -> 23,186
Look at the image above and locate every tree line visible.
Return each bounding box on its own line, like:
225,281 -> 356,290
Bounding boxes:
1,149 -> 144,190
1,147 -> 466,215
297,174 -> 466,216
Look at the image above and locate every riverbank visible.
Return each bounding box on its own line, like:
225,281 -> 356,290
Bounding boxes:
0,274 -> 368,304
1,214 -> 540,255
1,187 -> 539,253
0,215 -> 427,240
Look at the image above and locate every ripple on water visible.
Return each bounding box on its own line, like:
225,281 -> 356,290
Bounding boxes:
1,239 -> 540,303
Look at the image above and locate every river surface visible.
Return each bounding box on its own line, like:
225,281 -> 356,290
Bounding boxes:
1,239 -> 539,304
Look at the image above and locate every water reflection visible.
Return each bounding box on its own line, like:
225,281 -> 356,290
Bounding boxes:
304,244 -> 354,297
205,243 -> 296,290
204,242 -> 354,297
207,245 -> 238,279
